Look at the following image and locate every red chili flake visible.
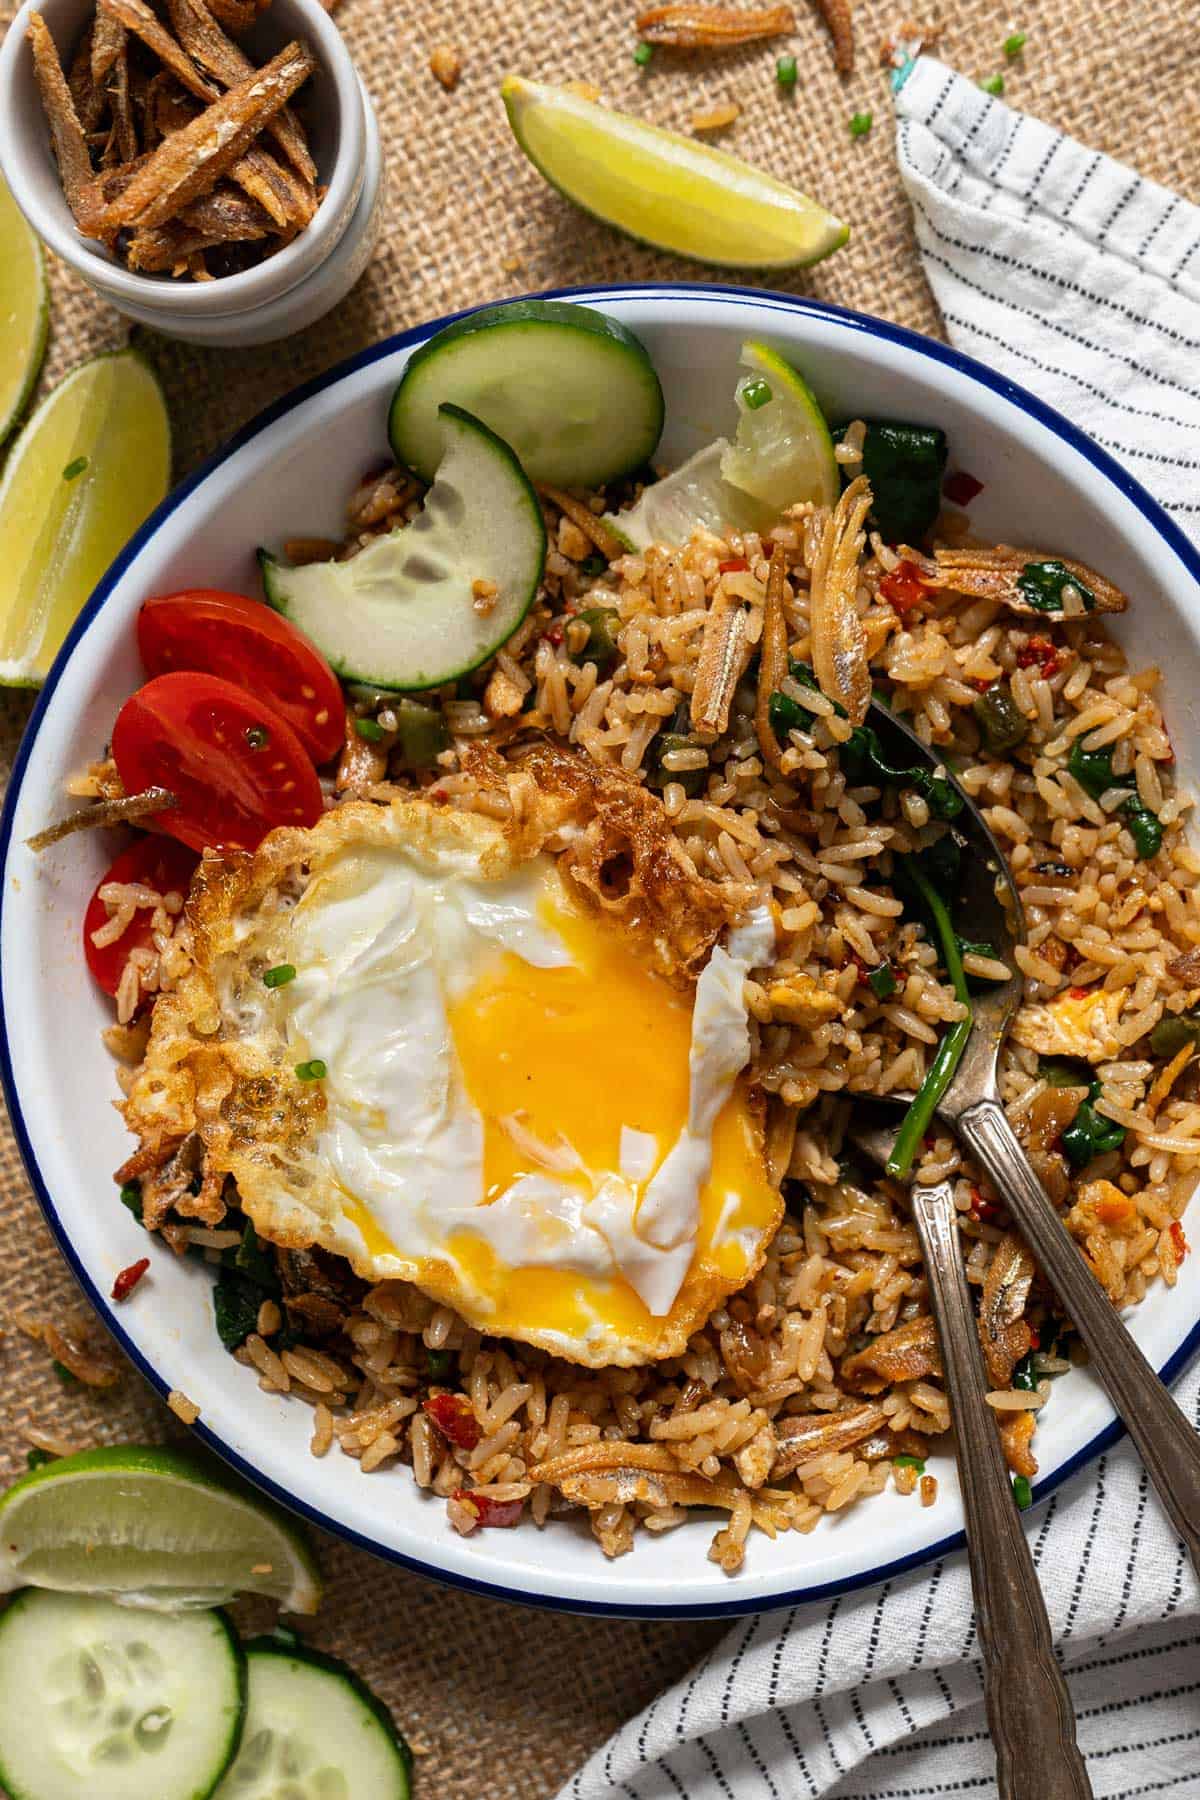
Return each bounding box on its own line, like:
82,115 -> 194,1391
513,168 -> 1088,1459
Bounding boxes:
718,557 -> 749,574
546,628 -> 564,647
943,470 -> 984,507
1026,1326 -> 1041,1350
969,677 -> 994,693
879,561 -> 929,617
424,1393 -> 482,1450
1068,985 -> 1091,1000
111,1257 -> 149,1301
452,1487 -> 524,1528
968,1186 -> 998,1222
1170,1221 -> 1190,1260
1016,635 -> 1061,677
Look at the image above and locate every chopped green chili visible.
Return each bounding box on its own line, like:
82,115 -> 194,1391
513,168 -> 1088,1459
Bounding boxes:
1012,1474 -> 1033,1510
1150,1011 -> 1200,1057
1003,30 -> 1027,57
294,1059 -> 327,1081
849,111 -> 873,137
571,606 -> 621,670
633,39 -> 653,65
972,684 -> 1028,754
893,1453 -> 926,1471
263,963 -> 297,989
887,858 -> 973,1178
742,377 -> 773,410
1017,559 -> 1095,614
25,1448 -> 53,1470
775,53 -> 797,86
63,456 -> 89,481
394,699 -> 450,770
354,716 -> 385,742
867,962 -> 897,999
980,72 -> 1005,95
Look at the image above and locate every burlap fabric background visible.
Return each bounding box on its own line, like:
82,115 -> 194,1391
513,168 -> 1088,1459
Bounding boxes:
0,2 -> 1196,1793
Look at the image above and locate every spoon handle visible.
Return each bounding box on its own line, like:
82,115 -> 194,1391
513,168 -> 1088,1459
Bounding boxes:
957,1096 -> 1200,1576
911,1182 -> 1092,1800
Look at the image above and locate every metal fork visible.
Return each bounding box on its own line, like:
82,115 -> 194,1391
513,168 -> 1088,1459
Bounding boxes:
850,1111 -> 1092,1800
872,702 -> 1200,1575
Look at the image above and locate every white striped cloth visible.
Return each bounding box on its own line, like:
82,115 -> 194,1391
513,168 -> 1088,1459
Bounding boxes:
560,59 -> 1200,1800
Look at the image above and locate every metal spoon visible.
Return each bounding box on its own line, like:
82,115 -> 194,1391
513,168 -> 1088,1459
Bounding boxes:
867,702 -> 1200,1573
849,1109 -> 1092,1799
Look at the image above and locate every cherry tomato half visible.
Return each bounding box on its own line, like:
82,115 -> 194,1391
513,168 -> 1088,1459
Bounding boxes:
137,589 -> 345,763
111,671 -> 324,853
83,836 -> 200,998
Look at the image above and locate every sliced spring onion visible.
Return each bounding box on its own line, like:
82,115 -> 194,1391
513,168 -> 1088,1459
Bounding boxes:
633,40 -> 653,65
1003,31 -> 1027,57
892,1453 -> 925,1471
1012,1474 -> 1033,1510
741,377 -> 773,410
886,857 -> 973,1178
981,72 -> 1005,95
354,716 -> 385,742
776,54 -> 798,86
849,111 -> 873,137
263,963 -> 297,989
295,1059 -> 327,1082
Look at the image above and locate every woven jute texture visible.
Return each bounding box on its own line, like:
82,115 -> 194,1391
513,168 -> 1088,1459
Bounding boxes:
0,1 -> 1197,1793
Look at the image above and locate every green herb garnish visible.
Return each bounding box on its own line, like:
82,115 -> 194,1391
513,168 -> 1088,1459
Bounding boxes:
742,377 -> 773,411
633,40 -> 653,65
849,111 -> 873,137
981,72 -> 1005,95
867,962 -> 897,999
893,1453 -> 926,1471
887,858 -> 973,1178
118,1179 -> 144,1223
840,723 -> 963,821
263,963 -> 297,989
354,716 -> 385,742
25,1449 -> 53,1470
62,456 -> 89,481
1017,559 -> 1095,614
1012,1474 -> 1033,1510
775,53 -> 797,86
295,1059 -> 327,1082
1003,31 -> 1027,57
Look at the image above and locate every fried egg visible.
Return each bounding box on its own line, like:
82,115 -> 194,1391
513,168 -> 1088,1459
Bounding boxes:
128,784 -> 783,1366
1011,984 -> 1129,1063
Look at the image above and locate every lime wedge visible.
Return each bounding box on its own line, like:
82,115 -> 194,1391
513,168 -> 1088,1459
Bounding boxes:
501,75 -> 848,269
0,348 -> 170,687
0,1445 -> 322,1614
721,341 -> 839,512
0,173 -> 48,449
605,340 -> 840,551
605,440 -> 775,552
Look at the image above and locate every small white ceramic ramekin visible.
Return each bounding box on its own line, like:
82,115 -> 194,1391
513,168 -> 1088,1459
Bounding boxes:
0,0 -> 380,346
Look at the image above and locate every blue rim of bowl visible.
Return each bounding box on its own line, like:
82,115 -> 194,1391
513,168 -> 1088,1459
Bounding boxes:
2,282 -> 1199,1620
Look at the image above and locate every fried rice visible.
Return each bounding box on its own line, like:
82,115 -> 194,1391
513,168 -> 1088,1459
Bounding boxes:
96,452 -> 1200,1571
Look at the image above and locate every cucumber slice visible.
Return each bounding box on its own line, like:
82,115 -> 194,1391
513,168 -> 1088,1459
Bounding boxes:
389,299 -> 664,487
261,403 -> 546,691
0,1590 -> 245,1800
603,340 -> 837,551
213,1636 -> 411,1800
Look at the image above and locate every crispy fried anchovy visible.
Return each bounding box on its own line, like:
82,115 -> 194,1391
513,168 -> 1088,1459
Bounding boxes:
27,13 -> 96,227
165,0 -> 316,183
101,39 -> 316,233
27,787 -> 176,852
755,542 -> 790,769
815,0 -> 854,72
635,4 -> 795,47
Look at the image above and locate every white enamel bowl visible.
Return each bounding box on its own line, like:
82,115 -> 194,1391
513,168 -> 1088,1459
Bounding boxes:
3,285 -> 1199,1618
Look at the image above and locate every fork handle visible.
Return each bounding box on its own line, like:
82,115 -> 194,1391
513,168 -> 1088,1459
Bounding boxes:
912,1183 -> 1092,1800
958,1097 -> 1200,1577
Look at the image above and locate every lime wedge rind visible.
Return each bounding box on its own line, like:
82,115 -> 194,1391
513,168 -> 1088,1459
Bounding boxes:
0,347 -> 170,687
502,75 -> 848,271
0,1444 -> 322,1615
0,174 -> 49,450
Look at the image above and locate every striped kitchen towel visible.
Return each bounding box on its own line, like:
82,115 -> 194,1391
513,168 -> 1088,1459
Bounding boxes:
560,59 -> 1200,1800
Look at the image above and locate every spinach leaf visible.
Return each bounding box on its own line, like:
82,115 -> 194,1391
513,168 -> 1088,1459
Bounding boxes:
1061,1097 -> 1126,1169
213,1266 -> 264,1353
858,422 -> 949,544
1066,741 -> 1162,861
1016,560 -> 1096,614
